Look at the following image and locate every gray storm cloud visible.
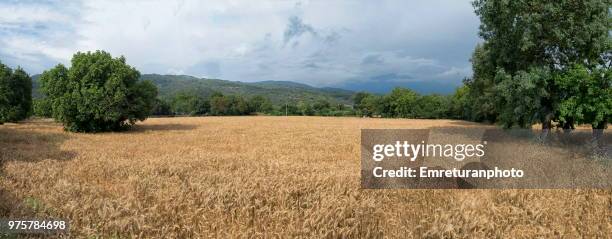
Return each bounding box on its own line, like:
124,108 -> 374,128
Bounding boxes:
0,0 -> 480,93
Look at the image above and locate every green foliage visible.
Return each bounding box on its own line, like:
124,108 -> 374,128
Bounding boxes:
209,93 -> 229,115
448,85 -> 470,119
152,98 -> 173,116
554,65 -> 611,128
352,92 -> 370,109
351,88 -> 455,119
312,99 -> 331,114
139,74 -> 353,106
463,45 -> 498,122
0,62 -> 32,123
388,88 -> 419,118
33,98 -> 53,117
226,95 -> 249,115
473,0 -> 610,72
40,51 -> 158,132
248,95 -> 273,114
360,94 -> 387,117
464,0 -> 611,129
170,91 -> 209,115
297,101 -> 315,116
495,67 -> 552,128
271,103 -> 301,116
208,93 -> 250,116
413,94 -> 450,119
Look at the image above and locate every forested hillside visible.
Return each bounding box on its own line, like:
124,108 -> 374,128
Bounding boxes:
33,74 -> 354,105
140,74 -> 354,105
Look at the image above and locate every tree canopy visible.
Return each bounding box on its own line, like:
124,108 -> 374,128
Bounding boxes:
0,62 -> 32,123
40,51 -> 158,132
466,0 -> 611,129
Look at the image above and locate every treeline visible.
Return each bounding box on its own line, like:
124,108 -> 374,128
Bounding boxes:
0,63 -> 32,124
152,92 -> 355,117
352,89 -> 460,119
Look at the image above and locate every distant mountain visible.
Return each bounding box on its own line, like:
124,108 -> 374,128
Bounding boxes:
32,74 -> 355,104
140,74 -> 355,104
31,73 -> 458,104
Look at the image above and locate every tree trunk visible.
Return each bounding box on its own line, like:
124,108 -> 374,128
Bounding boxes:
540,120 -> 551,142
539,113 -> 554,142
591,120 -> 606,149
562,119 -> 574,134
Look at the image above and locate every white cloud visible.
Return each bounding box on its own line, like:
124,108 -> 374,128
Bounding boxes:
0,0 -> 480,92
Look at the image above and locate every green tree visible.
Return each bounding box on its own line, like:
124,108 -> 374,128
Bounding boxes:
297,101 -> 315,116
227,95 -> 249,115
0,63 -> 10,124
33,98 -> 53,117
449,85 -> 471,119
274,103 -> 300,116
171,92 -> 208,115
352,91 -> 371,114
40,51 -> 158,132
210,93 -> 229,115
248,95 -> 273,114
555,65 -> 611,131
473,0 -> 610,72
388,87 -> 419,118
360,94 -> 386,117
0,62 -> 32,123
312,99 -> 331,115
152,98 -> 173,116
495,67 -> 553,128
463,44 -> 498,122
413,94 -> 449,119
471,0 -> 611,131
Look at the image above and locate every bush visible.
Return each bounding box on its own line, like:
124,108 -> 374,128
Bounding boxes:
0,62 -> 32,123
33,98 -> 53,117
152,98 -> 174,116
40,51 -> 157,132
412,94 -> 450,119
171,92 -> 209,116
248,95 -> 273,114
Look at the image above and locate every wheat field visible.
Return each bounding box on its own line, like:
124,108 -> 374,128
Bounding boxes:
0,117 -> 610,238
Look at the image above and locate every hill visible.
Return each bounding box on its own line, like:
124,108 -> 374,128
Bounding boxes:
141,74 -> 354,104
32,74 -> 355,105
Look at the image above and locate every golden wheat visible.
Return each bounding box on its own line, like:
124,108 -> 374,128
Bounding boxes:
0,117 -> 610,238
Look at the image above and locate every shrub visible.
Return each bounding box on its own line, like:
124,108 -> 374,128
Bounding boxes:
0,62 -> 32,123
33,98 -> 53,117
40,51 -> 157,132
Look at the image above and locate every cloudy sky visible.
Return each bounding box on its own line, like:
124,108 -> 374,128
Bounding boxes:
0,0 -> 481,93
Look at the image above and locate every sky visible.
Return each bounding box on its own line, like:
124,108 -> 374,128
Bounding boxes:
0,0 -> 481,93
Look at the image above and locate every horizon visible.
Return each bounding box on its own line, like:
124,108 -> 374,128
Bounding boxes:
0,0 -> 479,94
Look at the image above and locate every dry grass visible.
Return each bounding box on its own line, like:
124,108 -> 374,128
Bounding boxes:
0,116 -> 610,238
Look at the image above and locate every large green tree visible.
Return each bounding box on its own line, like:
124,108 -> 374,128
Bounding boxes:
388,87 -> 419,118
0,62 -> 32,123
40,51 -> 158,132
495,67 -> 553,128
470,0 -> 611,131
555,65 -> 611,130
